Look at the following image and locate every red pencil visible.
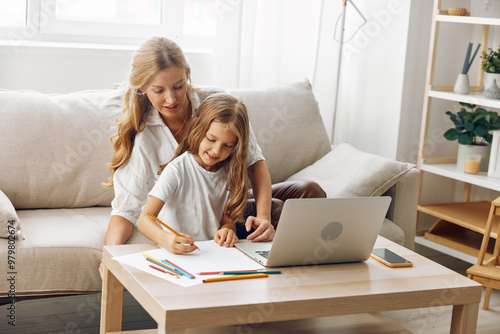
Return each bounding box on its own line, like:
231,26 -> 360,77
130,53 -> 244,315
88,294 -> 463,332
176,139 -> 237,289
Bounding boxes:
149,264 -> 180,278
198,270 -> 258,275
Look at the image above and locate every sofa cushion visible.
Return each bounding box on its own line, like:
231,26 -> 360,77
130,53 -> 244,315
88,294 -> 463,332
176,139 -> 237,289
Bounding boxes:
228,80 -> 331,183
0,88 -> 125,209
0,207 -> 149,297
287,143 -> 415,198
0,190 -> 24,239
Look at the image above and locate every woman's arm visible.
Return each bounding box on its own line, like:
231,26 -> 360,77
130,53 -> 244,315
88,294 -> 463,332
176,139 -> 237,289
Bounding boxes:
105,215 -> 134,245
138,196 -> 196,254
246,160 -> 275,241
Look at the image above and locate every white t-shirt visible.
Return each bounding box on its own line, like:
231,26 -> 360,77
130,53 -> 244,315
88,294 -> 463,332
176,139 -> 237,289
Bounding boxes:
111,87 -> 264,225
149,152 -> 229,241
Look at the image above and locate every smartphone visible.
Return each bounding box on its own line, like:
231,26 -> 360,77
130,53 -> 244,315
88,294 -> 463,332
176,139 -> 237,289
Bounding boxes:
370,248 -> 413,268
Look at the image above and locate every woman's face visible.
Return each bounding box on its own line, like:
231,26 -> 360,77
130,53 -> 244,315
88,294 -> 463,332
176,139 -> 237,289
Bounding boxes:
144,66 -> 189,122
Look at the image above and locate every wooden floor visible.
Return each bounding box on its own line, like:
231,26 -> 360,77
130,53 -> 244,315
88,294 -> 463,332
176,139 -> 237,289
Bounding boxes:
1,244 -> 499,334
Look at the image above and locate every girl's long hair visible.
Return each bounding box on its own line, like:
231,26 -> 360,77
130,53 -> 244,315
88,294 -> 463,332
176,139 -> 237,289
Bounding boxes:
167,93 -> 249,224
103,36 -> 193,188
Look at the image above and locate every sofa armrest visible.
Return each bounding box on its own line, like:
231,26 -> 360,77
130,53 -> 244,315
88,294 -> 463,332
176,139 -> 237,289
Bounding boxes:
381,167 -> 419,250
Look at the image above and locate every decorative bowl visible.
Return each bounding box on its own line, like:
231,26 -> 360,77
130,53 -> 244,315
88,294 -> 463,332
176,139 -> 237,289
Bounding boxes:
448,7 -> 468,16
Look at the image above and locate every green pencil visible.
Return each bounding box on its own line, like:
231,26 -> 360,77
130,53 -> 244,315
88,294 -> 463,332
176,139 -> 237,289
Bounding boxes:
222,270 -> 281,275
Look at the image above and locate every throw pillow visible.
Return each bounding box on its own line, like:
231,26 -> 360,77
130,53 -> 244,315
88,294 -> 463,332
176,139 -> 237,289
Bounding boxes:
286,143 -> 415,198
228,79 -> 331,183
0,189 -> 24,240
0,87 -> 124,209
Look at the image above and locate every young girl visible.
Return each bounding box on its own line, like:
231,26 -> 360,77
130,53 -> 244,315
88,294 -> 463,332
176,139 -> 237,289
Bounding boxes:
137,93 -> 249,254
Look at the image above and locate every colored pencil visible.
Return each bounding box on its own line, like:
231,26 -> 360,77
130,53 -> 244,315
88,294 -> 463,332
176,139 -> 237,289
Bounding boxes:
148,213 -> 198,249
197,270 -> 258,275
149,264 -> 180,278
142,253 -> 183,276
222,271 -> 281,275
202,273 -> 268,283
161,259 -> 195,279
146,258 -> 182,276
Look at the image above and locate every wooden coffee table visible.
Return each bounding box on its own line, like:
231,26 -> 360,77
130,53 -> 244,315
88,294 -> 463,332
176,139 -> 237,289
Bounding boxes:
100,236 -> 482,333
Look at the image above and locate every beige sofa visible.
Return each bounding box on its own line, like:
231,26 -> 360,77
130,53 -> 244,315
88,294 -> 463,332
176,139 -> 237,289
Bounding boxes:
0,80 -> 419,298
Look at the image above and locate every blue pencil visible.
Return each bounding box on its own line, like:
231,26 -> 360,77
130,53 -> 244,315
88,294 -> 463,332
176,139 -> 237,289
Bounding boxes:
161,259 -> 195,279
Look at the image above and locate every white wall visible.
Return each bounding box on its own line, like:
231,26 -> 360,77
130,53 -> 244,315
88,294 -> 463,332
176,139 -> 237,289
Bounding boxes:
0,44 -> 216,94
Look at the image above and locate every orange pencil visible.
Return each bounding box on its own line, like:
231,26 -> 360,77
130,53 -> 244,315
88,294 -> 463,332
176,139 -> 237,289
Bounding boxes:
202,273 -> 268,283
148,213 -> 199,250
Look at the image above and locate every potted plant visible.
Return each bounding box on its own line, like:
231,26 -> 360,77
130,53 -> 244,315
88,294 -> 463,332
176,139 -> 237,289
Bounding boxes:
481,46 -> 500,92
444,102 -> 500,172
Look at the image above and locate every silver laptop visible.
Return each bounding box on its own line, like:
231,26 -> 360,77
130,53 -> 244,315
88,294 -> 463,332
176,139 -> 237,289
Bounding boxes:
235,197 -> 391,267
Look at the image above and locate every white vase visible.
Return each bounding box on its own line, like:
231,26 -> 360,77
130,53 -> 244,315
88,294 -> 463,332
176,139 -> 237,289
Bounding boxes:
483,72 -> 500,91
457,144 -> 491,173
454,74 -> 470,94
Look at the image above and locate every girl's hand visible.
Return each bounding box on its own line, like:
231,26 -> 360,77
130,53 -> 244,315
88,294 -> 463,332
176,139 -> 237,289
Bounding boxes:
162,232 -> 196,254
214,227 -> 238,247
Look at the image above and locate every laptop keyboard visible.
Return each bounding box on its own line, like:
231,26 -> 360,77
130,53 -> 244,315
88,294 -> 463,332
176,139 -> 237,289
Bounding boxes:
256,250 -> 269,259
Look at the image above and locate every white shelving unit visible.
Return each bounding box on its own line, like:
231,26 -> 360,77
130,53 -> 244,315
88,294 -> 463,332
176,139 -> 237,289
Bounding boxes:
417,0 -> 500,262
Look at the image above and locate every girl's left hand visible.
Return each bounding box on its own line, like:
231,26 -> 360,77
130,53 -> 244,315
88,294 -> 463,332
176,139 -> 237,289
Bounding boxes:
214,227 -> 238,247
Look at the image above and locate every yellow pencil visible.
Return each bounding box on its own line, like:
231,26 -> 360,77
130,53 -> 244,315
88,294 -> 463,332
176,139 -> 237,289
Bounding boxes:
148,213 -> 198,250
202,273 -> 268,283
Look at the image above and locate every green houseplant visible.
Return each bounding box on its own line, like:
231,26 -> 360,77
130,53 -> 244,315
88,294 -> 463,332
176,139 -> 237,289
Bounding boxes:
481,47 -> 500,74
481,47 -> 500,95
444,102 -> 500,145
444,102 -> 500,173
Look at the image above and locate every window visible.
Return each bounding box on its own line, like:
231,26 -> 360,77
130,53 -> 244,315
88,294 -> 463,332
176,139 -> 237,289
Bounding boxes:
0,0 -> 27,28
55,0 -> 163,25
0,0 -> 217,50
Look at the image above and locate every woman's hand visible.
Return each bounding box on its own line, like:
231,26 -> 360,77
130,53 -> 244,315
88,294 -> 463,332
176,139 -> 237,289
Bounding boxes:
214,227 -> 238,247
244,216 -> 275,242
162,232 -> 197,254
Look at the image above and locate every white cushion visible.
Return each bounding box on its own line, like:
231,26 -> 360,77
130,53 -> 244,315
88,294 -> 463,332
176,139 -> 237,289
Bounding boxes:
287,143 -> 415,198
0,190 -> 24,239
228,80 -> 331,183
0,206 -> 149,297
0,88 -> 125,209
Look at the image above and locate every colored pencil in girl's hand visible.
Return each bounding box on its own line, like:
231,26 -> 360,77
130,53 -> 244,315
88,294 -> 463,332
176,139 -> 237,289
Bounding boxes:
147,213 -> 199,249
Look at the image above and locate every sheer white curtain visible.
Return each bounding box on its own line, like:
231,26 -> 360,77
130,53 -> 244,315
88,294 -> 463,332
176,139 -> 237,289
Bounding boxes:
214,0 -> 323,89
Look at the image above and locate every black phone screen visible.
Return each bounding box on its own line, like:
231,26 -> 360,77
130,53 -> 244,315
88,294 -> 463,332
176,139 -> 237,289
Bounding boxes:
372,248 -> 411,264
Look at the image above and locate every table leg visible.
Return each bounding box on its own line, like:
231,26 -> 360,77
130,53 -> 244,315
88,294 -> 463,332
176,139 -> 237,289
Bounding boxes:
100,265 -> 124,334
450,302 -> 479,334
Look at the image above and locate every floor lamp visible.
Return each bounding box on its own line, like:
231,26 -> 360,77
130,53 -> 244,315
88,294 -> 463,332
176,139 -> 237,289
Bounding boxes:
331,0 -> 366,144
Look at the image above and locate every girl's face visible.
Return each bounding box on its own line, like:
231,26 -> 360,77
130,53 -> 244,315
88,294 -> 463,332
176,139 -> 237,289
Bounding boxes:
195,121 -> 237,172
145,66 -> 189,122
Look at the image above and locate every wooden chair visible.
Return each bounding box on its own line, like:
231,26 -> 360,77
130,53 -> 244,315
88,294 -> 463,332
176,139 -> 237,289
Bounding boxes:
467,197 -> 500,310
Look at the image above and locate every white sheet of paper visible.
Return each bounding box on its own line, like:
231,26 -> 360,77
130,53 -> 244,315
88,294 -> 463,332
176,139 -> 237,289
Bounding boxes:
112,240 -> 265,287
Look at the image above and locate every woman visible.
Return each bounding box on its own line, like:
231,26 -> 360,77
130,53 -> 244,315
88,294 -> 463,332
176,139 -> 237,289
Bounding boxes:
101,37 -> 325,274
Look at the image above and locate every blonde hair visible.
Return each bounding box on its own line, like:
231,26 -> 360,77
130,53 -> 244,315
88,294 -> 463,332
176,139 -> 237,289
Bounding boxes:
166,93 -> 250,223
104,37 -> 193,187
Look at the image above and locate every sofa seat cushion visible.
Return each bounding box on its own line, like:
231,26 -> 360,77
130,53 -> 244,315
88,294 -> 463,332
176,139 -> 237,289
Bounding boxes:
380,218 -> 405,246
0,207 -> 149,297
287,143 -> 415,198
